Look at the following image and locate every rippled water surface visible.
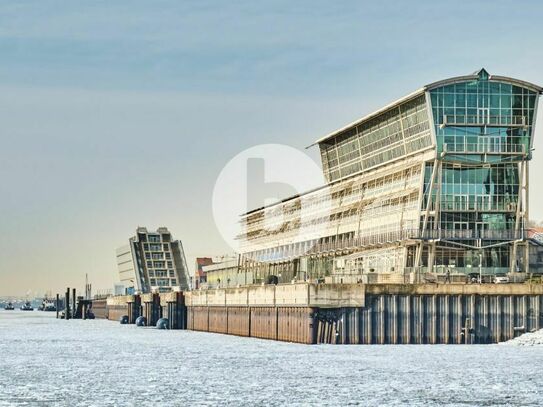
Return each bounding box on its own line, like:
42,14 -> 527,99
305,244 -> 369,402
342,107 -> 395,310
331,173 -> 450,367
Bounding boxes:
0,312 -> 542,406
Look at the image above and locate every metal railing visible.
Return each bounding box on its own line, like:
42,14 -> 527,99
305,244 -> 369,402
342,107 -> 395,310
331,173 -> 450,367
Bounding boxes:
443,142 -> 526,155
427,200 -> 517,212
443,115 -> 526,127
418,229 -> 525,240
249,228 -> 529,262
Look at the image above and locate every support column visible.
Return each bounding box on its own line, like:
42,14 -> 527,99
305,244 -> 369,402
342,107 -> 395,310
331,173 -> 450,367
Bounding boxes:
524,162 -> 530,274
65,288 -> 70,320
72,288 -> 76,319
428,242 -> 436,275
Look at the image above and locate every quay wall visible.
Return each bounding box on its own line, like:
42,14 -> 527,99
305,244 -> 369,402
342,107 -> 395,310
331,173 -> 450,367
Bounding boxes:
92,299 -> 108,319
321,292 -> 543,344
101,283 -> 543,345
105,295 -> 134,321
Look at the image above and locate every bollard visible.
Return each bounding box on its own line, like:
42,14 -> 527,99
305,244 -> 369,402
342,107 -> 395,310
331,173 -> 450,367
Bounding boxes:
135,316 -> 147,327
156,318 -> 169,329
56,294 -> 60,319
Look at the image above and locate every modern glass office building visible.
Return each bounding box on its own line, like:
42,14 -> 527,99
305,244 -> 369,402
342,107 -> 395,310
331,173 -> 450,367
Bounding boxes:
234,70 -> 542,284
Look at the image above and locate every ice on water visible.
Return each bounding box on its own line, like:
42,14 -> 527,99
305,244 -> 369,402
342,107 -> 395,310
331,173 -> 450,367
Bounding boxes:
0,312 -> 542,406
502,329 -> 543,346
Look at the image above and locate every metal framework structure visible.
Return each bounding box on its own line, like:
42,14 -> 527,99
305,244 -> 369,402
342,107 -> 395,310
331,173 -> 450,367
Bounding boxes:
230,69 -> 542,285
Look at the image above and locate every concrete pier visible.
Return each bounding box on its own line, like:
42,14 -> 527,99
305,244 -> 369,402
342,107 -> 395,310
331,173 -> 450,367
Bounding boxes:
106,295 -> 135,321
92,299 -> 108,319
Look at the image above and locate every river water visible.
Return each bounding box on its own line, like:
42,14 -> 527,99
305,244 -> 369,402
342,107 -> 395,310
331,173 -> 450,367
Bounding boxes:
0,311 -> 542,406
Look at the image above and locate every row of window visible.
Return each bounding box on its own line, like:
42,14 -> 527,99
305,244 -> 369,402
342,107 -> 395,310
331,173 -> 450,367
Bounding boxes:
242,166 -> 422,237
148,270 -> 176,278
430,80 -> 537,163
430,81 -> 537,97
412,245 -> 510,269
321,95 -> 431,182
144,252 -> 171,260
144,243 -> 170,251
432,92 -> 536,111
146,261 -> 174,269
149,278 -> 176,286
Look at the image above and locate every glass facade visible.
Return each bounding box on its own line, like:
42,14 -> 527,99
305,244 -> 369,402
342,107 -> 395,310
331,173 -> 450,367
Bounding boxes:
423,163 -> 520,229
430,69 -> 537,162
421,69 -> 540,274
320,95 -> 432,182
236,70 -> 541,282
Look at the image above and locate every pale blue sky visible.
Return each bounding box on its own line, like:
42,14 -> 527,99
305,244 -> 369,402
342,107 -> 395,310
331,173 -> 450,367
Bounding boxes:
1,1 -> 543,296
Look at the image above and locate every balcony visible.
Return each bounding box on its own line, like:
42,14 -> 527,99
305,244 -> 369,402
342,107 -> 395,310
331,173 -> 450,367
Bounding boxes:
442,142 -> 526,156
418,229 -> 525,241
442,115 -> 527,128
427,199 -> 517,213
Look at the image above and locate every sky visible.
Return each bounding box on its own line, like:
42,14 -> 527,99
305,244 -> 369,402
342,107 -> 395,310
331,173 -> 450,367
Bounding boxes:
1,0 -> 543,296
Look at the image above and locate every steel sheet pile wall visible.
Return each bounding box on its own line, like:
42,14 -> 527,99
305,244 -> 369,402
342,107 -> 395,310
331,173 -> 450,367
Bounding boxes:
227,307 -> 250,336
250,307 -> 277,340
277,307 -> 315,344
208,307 -> 228,334
186,305 -> 314,343
188,306 -> 209,331
317,294 -> 543,344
